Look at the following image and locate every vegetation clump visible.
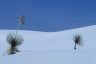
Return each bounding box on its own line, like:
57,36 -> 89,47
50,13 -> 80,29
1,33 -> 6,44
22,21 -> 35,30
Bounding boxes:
73,34 -> 83,50
6,33 -> 24,54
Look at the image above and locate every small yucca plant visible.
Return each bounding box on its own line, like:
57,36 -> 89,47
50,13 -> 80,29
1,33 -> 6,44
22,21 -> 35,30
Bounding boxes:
73,34 -> 82,50
6,33 -> 24,54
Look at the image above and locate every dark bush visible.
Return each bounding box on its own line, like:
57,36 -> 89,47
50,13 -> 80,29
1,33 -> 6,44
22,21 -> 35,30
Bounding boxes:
6,33 -> 24,54
73,34 -> 82,50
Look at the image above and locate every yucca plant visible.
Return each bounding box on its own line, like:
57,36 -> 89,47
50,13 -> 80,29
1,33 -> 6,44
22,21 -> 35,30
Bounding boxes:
6,33 -> 24,54
6,16 -> 25,55
73,34 -> 82,50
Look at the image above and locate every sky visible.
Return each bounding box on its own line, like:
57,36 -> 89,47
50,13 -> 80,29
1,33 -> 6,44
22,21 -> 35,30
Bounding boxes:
0,0 -> 96,32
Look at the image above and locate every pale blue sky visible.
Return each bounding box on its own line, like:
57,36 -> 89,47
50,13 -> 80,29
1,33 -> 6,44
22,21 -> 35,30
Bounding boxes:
0,0 -> 96,31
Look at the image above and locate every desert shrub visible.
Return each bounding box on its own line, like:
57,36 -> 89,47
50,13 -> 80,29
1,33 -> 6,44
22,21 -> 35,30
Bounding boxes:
73,34 -> 82,50
6,33 -> 24,54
